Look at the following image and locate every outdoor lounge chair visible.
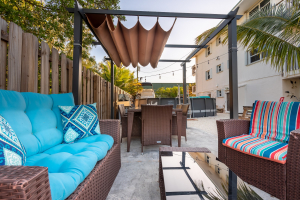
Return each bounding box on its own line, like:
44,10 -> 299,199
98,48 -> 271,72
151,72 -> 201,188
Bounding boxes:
119,104 -> 128,143
141,105 -> 173,152
217,100 -> 300,200
0,90 -> 121,200
172,104 -> 189,141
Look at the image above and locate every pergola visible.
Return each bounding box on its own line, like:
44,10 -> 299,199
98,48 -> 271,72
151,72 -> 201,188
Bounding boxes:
67,2 -> 241,198
66,2 -> 241,119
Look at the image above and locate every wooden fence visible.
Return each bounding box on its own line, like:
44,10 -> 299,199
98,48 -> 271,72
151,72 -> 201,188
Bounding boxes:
0,17 -> 130,119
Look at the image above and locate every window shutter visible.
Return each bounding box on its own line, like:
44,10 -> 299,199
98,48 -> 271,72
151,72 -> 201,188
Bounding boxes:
221,63 -> 224,72
205,48 -> 208,57
245,51 -> 248,66
216,65 -> 218,73
210,68 -> 212,79
221,89 -> 225,97
205,71 -> 207,80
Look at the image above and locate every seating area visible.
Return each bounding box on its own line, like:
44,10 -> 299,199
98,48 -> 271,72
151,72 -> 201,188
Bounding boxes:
217,100 -> 300,200
1,1 -> 300,199
0,90 -> 121,200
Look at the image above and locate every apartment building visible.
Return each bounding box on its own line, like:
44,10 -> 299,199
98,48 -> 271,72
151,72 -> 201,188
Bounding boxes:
193,0 -> 300,113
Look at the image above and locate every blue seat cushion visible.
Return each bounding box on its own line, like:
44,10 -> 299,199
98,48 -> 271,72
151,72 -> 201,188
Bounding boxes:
76,134 -> 114,150
25,135 -> 113,200
59,104 -> 101,143
25,151 -> 98,200
0,115 -> 26,165
43,141 -> 109,161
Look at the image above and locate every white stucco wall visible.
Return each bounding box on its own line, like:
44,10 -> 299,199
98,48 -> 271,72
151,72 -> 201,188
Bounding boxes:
194,0 -> 299,113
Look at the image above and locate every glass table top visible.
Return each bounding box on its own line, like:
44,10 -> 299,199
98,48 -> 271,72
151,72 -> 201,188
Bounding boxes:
161,151 -> 263,200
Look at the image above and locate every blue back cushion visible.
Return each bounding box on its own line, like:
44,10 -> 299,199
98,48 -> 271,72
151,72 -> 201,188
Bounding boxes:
0,90 -> 39,157
50,93 -> 75,132
0,90 -> 76,157
22,93 -> 64,153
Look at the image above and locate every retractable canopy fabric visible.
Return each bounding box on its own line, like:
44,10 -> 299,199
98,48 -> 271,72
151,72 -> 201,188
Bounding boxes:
86,14 -> 176,68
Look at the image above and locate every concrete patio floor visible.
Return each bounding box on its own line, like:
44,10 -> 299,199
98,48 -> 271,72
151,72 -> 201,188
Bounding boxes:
107,113 -> 277,200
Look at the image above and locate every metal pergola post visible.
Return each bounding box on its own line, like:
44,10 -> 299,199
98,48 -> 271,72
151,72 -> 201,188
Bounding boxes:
182,62 -> 187,104
72,2 -> 83,105
228,17 -> 238,120
111,59 -> 114,119
227,16 -> 238,200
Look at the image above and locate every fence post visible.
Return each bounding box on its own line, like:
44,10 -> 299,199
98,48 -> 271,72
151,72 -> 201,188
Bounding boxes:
0,18 -> 7,90
90,70 -> 93,103
61,53 -> 67,93
52,47 -> 59,94
41,41 -> 50,94
8,22 -> 22,92
21,33 -> 38,93
82,67 -> 87,104
68,59 -> 73,94
86,70 -> 90,104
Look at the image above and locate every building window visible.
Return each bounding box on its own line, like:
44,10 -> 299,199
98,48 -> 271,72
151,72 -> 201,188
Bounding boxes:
216,64 -> 223,73
206,45 -> 211,56
249,0 -> 270,18
205,69 -> 212,80
215,166 -> 220,174
247,48 -> 267,65
192,86 -> 196,94
192,65 -> 196,76
206,155 -> 210,164
216,37 -> 222,46
217,90 -> 224,98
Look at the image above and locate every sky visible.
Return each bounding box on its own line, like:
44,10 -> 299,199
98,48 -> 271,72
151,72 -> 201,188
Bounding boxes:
90,0 -> 240,83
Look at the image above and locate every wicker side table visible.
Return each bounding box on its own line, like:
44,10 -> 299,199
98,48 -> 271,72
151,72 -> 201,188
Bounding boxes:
0,166 -> 51,200
159,147 -> 210,200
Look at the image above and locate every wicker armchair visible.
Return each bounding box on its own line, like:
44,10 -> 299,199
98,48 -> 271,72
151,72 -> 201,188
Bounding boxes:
172,104 -> 189,141
0,120 -> 121,200
217,119 -> 300,200
141,105 -> 173,152
119,104 -> 128,143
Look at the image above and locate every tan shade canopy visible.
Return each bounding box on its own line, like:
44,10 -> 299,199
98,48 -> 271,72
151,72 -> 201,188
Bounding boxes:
86,14 -> 176,68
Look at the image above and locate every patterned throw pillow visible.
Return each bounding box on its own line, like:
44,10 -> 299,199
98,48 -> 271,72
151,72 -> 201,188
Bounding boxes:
59,103 -> 101,143
0,115 -> 26,166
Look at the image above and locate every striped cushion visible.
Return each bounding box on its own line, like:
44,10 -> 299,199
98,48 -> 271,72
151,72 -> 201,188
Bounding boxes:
249,100 -> 300,143
223,134 -> 288,164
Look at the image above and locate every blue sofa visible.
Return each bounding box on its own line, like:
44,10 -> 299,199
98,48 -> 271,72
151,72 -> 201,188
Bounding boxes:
0,90 -> 121,200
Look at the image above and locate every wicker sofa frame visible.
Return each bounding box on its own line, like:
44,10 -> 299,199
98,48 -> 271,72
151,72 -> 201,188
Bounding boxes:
0,120 -> 121,200
217,119 -> 300,200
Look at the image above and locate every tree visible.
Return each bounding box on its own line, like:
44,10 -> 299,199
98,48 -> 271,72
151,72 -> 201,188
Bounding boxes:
155,86 -> 183,98
98,61 -> 143,96
0,0 -> 124,65
195,2 -> 300,72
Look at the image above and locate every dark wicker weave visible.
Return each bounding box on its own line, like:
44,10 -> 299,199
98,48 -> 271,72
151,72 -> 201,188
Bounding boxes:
217,119 -> 300,200
119,104 -> 128,143
0,120 -> 121,200
172,104 -> 189,141
141,105 -> 173,152
159,147 -> 210,200
0,166 -> 51,200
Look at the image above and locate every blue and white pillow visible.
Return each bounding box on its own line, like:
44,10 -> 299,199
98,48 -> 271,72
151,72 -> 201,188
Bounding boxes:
59,103 -> 101,144
0,115 -> 26,166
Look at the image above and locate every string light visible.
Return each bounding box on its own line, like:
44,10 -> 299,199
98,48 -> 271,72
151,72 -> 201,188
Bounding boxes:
139,46 -> 240,79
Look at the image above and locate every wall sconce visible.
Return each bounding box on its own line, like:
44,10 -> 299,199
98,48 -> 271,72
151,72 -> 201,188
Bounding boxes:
159,74 -> 161,79
216,56 -> 220,60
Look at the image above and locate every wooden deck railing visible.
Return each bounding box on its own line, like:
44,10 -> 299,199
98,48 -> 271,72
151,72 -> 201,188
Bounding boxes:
0,17 -> 130,119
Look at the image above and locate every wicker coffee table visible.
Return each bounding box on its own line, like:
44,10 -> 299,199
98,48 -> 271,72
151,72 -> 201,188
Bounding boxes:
159,147 -> 263,200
